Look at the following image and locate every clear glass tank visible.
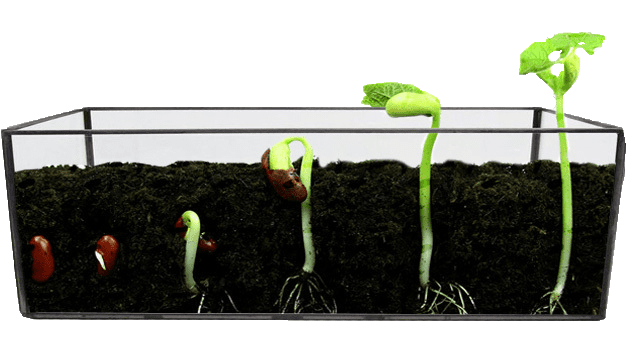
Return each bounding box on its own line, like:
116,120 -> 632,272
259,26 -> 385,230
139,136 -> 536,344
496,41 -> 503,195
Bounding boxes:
1,107 -> 625,320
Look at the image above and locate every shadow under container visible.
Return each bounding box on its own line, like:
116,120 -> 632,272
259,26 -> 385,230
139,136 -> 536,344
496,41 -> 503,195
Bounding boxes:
2,107 -> 625,320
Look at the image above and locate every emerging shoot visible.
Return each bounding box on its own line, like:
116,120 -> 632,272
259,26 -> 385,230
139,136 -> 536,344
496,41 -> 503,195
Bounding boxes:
175,210 -> 201,294
175,211 -> 237,313
262,137 -> 337,313
520,32 -> 605,314
363,82 -> 475,314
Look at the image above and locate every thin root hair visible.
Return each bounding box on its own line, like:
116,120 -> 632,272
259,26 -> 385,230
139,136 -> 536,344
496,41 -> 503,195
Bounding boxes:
419,281 -> 476,314
277,271 -> 337,314
531,291 -> 568,315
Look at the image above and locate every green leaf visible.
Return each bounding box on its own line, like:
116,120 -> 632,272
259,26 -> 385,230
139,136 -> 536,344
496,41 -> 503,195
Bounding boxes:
519,32 -> 604,76
550,32 -> 605,55
362,82 -> 425,107
519,41 -> 555,75
520,32 -> 604,95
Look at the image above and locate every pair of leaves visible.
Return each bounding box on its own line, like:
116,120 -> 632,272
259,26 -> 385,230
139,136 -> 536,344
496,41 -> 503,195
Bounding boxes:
361,82 -> 426,107
519,32 -> 604,95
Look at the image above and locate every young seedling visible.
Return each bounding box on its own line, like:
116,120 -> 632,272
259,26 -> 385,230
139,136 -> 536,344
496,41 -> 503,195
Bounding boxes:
262,137 -> 337,313
175,210 -> 238,313
520,32 -> 605,315
175,210 -> 201,294
363,82 -> 475,314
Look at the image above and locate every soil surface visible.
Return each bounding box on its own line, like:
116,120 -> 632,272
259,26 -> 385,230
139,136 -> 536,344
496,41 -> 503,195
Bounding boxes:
14,159 -> 615,315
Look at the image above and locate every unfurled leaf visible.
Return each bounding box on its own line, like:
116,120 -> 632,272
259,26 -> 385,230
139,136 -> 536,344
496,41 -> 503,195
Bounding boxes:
550,32 -> 605,55
520,32 -> 603,95
362,82 -> 425,107
519,41 -> 556,75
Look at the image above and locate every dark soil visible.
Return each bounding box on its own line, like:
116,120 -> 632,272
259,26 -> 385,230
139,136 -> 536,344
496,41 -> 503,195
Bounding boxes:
14,159 -> 615,315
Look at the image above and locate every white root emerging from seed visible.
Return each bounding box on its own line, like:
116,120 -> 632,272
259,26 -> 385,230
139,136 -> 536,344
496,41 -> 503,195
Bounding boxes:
95,250 -> 107,271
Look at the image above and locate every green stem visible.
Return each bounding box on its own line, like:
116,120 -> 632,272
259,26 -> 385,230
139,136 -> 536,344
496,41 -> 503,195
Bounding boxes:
418,114 -> 440,289
283,137 -> 315,274
551,94 -> 573,304
181,210 -> 200,294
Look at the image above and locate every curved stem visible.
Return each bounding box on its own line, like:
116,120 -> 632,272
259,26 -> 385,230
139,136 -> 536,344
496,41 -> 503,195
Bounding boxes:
551,94 -> 573,306
182,210 -> 200,294
418,114 -> 440,290
283,137 -> 315,274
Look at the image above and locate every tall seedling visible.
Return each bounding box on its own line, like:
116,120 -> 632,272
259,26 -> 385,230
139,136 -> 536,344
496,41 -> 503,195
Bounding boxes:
520,32 -> 605,314
363,82 -> 475,314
